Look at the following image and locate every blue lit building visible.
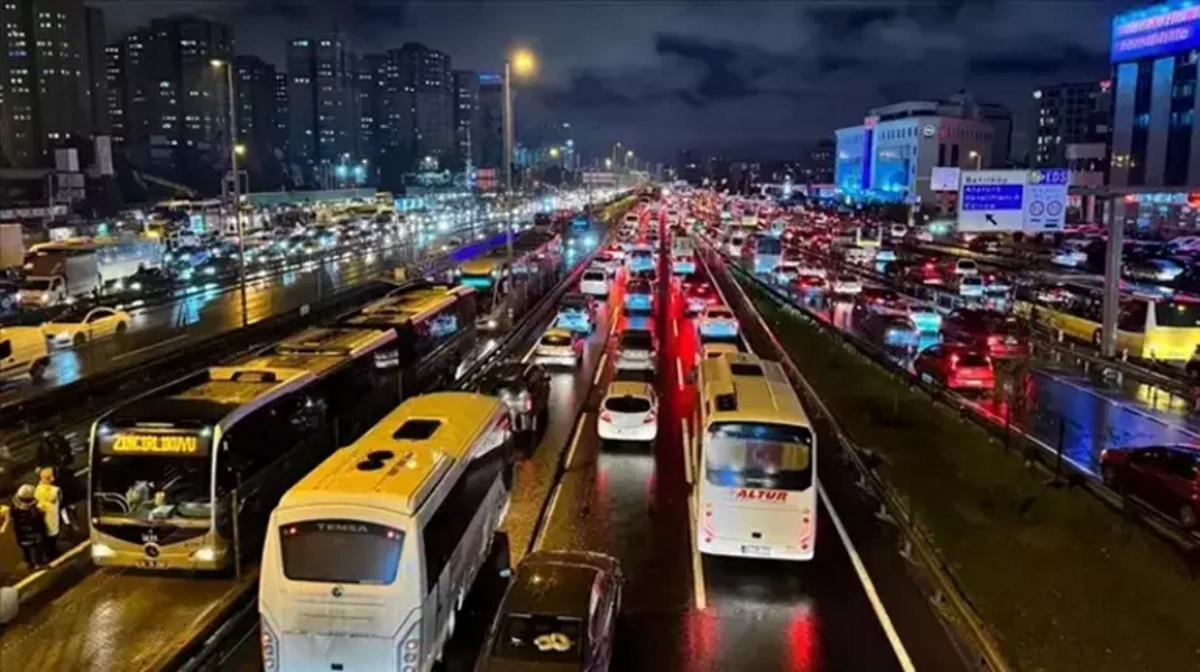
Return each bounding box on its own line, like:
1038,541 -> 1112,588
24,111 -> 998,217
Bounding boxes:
834,95 -> 998,203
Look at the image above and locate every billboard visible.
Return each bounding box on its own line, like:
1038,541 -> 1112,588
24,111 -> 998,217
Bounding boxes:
1112,3 -> 1200,63
930,167 -> 961,192
957,169 -> 1069,233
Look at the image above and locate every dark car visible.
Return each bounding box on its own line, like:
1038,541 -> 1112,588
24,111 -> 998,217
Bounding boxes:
477,360 -> 551,455
860,312 -> 920,352
940,308 -> 1028,358
476,550 -> 623,672
1100,444 -> 1200,527
913,343 -> 995,391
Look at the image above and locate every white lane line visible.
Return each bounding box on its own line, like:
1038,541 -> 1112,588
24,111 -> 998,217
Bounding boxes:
593,352 -> 608,386
687,491 -> 708,610
819,483 -> 917,672
681,418 -> 693,485
676,360 -> 685,390
112,333 -> 188,361
673,320 -> 679,339
521,342 -> 538,364
534,413 -> 590,551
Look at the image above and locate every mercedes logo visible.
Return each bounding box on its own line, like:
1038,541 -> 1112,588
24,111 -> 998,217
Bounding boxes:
331,586 -> 344,598
144,544 -> 161,559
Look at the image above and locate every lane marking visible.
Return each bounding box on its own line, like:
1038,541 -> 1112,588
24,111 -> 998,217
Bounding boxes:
112,333 -> 188,361
673,320 -> 679,339
676,360 -> 685,390
521,342 -> 538,364
819,484 -> 916,672
593,352 -> 608,386
687,491 -> 708,610
534,412 -> 590,552
681,418 -> 693,485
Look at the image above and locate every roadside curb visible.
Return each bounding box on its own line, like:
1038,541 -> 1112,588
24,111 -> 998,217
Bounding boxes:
1,540 -> 89,625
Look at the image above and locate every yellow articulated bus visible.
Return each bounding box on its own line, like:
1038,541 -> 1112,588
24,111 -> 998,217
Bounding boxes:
1013,276 -> 1200,361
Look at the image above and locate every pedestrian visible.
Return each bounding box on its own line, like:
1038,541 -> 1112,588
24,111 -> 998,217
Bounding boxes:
10,485 -> 48,569
34,467 -> 61,562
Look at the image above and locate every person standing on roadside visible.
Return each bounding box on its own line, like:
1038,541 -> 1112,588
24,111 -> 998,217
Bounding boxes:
34,467 -> 61,562
10,485 -> 47,569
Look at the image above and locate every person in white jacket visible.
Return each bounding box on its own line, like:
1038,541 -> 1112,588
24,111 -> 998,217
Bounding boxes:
34,467 -> 61,561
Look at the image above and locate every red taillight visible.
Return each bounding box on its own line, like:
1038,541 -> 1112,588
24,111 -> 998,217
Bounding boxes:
987,335 -> 1000,346
601,411 -> 612,422
644,411 -> 656,424
924,262 -> 934,270
949,353 -> 960,369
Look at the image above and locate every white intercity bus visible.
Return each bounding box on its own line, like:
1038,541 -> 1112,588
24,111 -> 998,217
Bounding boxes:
694,352 -> 817,561
259,391 -> 513,672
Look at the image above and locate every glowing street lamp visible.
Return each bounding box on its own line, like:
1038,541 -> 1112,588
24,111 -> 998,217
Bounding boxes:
209,57 -> 247,327
968,150 -> 981,170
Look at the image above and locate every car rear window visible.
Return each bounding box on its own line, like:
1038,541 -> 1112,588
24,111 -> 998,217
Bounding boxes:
583,271 -> 605,281
621,331 -> 653,349
541,333 -> 573,347
628,280 -> 651,294
954,351 -> 990,367
605,395 -> 651,413
708,309 -> 733,319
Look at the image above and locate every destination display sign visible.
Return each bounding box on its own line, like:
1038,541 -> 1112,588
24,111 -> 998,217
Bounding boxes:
97,430 -> 210,456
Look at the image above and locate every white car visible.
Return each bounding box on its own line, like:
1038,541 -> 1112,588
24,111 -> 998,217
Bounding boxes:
42,306 -> 131,347
797,265 -> 826,279
831,275 -> 863,295
958,275 -> 985,298
954,259 -> 979,277
614,329 -> 657,372
598,381 -> 658,442
534,327 -> 583,367
889,224 -> 907,239
1052,247 -> 1088,268
698,304 -> 739,339
579,269 -> 610,297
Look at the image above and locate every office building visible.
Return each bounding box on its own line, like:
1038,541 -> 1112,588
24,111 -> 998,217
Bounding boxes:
798,139 -> 835,184
286,36 -> 357,187
235,55 -> 282,188
478,71 -> 504,171
380,42 -> 452,175
274,71 -> 288,166
453,70 -> 480,170
1032,80 -> 1112,167
834,95 -> 997,203
357,53 -> 387,175
979,102 -> 1013,166
0,0 -> 109,167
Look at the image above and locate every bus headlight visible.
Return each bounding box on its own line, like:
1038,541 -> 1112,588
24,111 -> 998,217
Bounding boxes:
191,546 -> 217,562
91,543 -> 115,560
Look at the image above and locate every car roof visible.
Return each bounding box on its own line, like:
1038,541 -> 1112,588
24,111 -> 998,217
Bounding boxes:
543,327 -> 574,339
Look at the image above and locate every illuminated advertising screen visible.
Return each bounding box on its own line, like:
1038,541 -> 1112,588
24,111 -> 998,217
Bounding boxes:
1112,3 -> 1200,63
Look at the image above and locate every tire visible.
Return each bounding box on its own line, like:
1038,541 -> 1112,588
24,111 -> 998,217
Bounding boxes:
491,531 -> 512,577
1100,464 -> 1119,490
72,333 -> 86,347
29,358 -> 48,381
1180,505 -> 1198,529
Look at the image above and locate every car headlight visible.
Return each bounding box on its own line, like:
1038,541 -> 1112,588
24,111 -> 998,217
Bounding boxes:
191,547 -> 217,562
91,543 -> 115,559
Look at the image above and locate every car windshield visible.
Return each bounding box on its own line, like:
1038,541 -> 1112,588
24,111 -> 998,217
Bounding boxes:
21,278 -> 52,290
492,614 -> 585,663
605,395 -> 652,413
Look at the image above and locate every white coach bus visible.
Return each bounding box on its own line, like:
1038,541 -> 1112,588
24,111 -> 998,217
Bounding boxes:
694,352 -> 817,561
259,391 -> 513,671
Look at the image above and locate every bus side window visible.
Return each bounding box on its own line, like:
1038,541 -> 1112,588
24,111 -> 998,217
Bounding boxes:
1119,300 -> 1148,333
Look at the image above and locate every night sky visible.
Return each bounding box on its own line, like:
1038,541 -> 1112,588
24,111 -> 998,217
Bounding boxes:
95,0 -> 1140,162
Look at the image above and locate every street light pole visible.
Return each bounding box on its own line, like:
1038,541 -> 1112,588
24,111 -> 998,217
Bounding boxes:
503,60 -> 515,280
214,59 -> 247,327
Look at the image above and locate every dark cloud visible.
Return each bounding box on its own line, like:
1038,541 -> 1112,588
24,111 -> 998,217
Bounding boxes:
969,45 -> 1109,77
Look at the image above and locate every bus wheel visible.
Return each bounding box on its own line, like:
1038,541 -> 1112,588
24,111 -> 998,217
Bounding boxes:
492,531 -> 512,578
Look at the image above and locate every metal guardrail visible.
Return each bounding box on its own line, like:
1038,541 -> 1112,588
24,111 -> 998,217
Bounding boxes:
700,245 -> 1012,672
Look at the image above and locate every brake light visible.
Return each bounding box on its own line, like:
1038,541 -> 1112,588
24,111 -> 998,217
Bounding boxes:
644,411 -> 656,423
987,335 -> 1000,346
924,262 -> 934,270
601,411 -> 612,422
949,353 -> 959,369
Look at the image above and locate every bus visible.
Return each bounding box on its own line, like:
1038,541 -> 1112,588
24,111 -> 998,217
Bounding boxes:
458,256 -> 508,291
87,326 -> 402,572
340,283 -> 477,395
1013,277 -> 1200,361
856,224 -> 882,248
694,353 -> 817,561
753,235 -> 783,275
259,392 -> 513,672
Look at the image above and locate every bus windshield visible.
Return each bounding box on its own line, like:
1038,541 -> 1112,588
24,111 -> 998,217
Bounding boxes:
1156,300 -> 1200,328
705,422 -> 813,491
91,454 -> 212,523
756,237 -> 782,255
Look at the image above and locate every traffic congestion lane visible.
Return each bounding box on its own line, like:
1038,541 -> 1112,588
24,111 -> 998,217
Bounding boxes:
0,223 -> 500,404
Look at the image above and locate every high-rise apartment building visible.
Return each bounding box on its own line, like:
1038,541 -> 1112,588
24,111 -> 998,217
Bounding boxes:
452,70 -> 480,170
357,53 -> 387,173
235,54 -> 283,187
478,71 -> 504,171
0,0 -> 108,167
286,36 -> 357,186
1032,80 -> 1112,168
379,42 -> 453,177
274,71 -> 288,165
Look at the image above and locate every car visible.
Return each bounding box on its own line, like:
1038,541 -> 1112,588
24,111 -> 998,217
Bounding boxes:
598,381 -> 659,442
681,275 -> 715,314
941,308 -> 1027,358
0,326 -> 51,382
535,327 -> 585,367
579,269 -> 610,297
854,287 -> 903,315
110,266 -> 176,295
968,236 -> 1001,254
903,259 -> 944,285
860,312 -> 920,351
773,263 -> 799,286
41,306 -> 131,347
983,273 -> 1012,295
697,304 -> 739,339
897,299 -> 942,333
606,244 -> 626,262
957,275 -> 985,297
1125,257 -> 1184,282
912,343 -> 995,391
831,274 -> 863,295
477,550 -> 623,672
556,294 -> 595,333
614,328 -> 657,372
889,223 -> 907,239
477,360 -> 551,453
1099,444 -> 1200,527
591,253 -> 617,276
624,278 -> 655,313
953,258 -> 979,277
1052,246 -> 1089,268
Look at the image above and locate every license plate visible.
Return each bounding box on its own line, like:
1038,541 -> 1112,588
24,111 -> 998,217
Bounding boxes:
961,379 -> 984,386
138,559 -> 163,568
741,544 -> 771,557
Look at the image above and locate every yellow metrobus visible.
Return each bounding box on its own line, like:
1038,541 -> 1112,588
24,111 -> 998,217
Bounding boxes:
1013,276 -> 1200,361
